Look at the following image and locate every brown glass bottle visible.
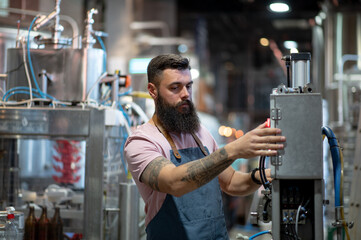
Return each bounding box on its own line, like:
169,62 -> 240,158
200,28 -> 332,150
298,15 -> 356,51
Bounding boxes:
24,206 -> 37,240
37,206 -> 49,240
49,207 -> 63,240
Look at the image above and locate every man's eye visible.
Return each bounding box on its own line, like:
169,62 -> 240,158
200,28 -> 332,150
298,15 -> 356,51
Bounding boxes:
171,86 -> 178,90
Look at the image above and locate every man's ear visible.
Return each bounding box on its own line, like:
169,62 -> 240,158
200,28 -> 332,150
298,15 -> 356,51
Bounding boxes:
148,82 -> 158,100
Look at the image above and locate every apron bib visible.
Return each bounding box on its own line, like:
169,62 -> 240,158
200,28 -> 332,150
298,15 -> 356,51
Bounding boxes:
146,147 -> 229,240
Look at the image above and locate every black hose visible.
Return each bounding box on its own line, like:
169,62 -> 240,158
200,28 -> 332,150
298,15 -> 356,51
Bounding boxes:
259,156 -> 270,189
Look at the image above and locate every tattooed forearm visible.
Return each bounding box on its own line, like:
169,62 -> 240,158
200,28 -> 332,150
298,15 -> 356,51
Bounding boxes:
141,156 -> 171,191
181,148 -> 232,187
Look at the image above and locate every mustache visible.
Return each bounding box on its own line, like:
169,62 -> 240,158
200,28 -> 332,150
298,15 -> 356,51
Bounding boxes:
176,100 -> 191,108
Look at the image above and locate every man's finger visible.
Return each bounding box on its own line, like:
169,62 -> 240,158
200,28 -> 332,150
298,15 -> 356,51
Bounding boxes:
256,127 -> 282,136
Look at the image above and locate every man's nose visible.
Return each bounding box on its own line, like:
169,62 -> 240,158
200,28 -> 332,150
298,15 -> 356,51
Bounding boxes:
180,86 -> 190,99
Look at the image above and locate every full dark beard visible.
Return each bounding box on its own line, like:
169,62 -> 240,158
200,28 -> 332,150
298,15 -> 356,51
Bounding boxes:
156,94 -> 200,134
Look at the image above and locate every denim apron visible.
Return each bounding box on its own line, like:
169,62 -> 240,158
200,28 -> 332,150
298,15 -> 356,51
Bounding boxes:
145,146 -> 229,240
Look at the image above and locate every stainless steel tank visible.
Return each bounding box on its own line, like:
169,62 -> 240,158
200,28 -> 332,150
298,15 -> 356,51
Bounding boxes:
6,48 -> 105,102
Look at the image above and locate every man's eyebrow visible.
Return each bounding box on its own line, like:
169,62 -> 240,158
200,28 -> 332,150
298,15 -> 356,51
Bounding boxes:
168,80 -> 194,86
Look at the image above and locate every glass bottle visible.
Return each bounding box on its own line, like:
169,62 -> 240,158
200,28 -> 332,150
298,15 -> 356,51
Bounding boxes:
49,207 -> 63,240
4,211 -> 18,240
37,206 -> 49,240
24,206 -> 37,240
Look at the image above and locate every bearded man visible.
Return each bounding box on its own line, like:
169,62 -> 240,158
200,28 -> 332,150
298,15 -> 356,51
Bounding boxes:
124,54 -> 286,240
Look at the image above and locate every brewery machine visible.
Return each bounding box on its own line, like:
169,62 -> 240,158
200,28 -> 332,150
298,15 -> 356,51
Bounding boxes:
248,53 -> 353,240
0,2 -> 141,240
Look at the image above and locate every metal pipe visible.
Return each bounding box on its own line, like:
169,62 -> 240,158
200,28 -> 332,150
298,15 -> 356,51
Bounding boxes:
40,69 -> 48,94
82,8 -> 98,49
0,7 -> 80,48
111,77 -> 119,103
53,0 -> 62,47
130,21 -> 171,37
337,54 -> 361,126
119,182 -> 139,240
335,206 -> 342,240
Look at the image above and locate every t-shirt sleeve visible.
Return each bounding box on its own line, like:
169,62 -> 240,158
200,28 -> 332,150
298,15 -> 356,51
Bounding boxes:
199,124 -> 219,153
124,133 -> 164,182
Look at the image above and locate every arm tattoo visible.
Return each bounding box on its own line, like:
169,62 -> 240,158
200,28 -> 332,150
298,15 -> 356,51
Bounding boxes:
181,148 -> 232,187
141,156 -> 171,191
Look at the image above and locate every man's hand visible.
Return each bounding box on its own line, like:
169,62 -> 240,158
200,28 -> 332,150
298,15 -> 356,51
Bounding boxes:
225,122 -> 286,160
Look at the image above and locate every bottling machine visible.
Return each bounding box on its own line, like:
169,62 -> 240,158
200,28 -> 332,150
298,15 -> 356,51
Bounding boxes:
0,2 -> 140,240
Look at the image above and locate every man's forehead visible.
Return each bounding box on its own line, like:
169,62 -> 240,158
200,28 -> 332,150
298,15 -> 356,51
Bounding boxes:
161,69 -> 191,83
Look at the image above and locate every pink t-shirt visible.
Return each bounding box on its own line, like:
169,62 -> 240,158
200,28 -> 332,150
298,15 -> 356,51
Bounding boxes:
124,122 -> 218,226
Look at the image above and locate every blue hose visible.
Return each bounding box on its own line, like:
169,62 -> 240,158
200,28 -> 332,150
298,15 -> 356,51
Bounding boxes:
3,87 -> 58,102
249,230 -> 272,239
96,35 -> 107,72
27,16 -> 45,98
4,91 -> 42,101
3,87 -> 39,101
117,102 -> 132,126
322,126 -> 341,207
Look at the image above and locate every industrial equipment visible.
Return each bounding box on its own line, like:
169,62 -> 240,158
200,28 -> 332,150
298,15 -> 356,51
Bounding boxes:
249,53 -> 353,240
0,2 -> 143,240
269,53 -> 323,240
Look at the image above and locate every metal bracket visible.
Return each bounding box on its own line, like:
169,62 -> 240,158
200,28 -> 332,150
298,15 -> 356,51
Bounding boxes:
271,155 -> 283,166
271,108 -> 282,120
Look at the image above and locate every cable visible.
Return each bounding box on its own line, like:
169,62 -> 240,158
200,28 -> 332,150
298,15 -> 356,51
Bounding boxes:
292,224 -> 300,240
3,87 -> 58,102
262,198 -> 271,221
27,16 -> 44,98
295,204 -> 302,235
5,62 -> 24,74
118,87 -> 133,97
126,101 -> 149,124
322,126 -> 341,207
86,72 -> 107,101
2,87 -> 42,100
258,156 -> 270,189
26,17 -> 62,103
21,39 -> 33,102
249,230 -> 272,239
262,156 -> 269,187
0,98 -> 48,106
259,156 -> 265,185
117,102 -> 132,127
5,91 -> 41,101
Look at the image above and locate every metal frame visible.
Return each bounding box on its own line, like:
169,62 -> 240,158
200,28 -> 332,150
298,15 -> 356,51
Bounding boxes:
270,93 -> 324,239
0,106 -> 105,239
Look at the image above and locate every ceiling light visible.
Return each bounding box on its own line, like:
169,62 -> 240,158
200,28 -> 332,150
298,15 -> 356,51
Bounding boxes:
223,127 -> 233,137
283,40 -> 298,49
190,69 -> 200,79
290,48 -> 299,54
269,3 -> 290,13
260,38 -> 269,47
218,126 -> 225,136
178,44 -> 188,53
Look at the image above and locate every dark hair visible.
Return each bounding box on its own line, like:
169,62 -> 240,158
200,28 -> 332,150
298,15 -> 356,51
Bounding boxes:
147,54 -> 190,86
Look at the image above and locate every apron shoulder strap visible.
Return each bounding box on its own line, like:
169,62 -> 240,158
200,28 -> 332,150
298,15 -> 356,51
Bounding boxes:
153,115 -> 181,160
191,132 -> 208,156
